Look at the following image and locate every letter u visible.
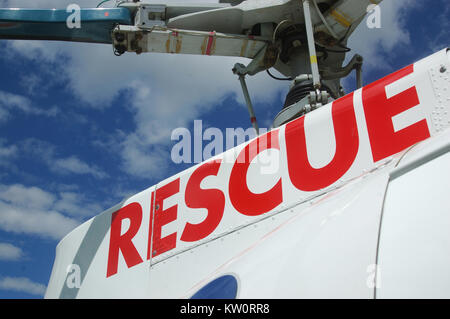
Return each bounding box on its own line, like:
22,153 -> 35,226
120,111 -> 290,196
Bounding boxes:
285,93 -> 359,192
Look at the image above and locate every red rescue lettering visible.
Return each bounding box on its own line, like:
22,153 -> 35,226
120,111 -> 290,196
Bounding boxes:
181,159 -> 225,242
107,203 -> 144,278
362,64 -> 430,162
285,93 -> 359,192
106,62 -> 437,278
147,178 -> 180,259
229,130 -> 282,216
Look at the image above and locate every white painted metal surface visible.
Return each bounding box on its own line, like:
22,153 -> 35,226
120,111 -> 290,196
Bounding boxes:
181,170 -> 391,299
377,129 -> 450,299
44,48 -> 450,299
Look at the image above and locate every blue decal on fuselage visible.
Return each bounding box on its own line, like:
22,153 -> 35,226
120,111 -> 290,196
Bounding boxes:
191,275 -> 238,299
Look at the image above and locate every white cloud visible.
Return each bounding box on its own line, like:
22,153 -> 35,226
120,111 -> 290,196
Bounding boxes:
0,0 -> 286,179
0,140 -> 19,179
0,139 -> 17,159
120,133 -> 171,179
0,184 -> 55,210
339,0 -> 422,92
53,191 -> 103,217
0,90 -> 32,113
0,90 -> 58,123
21,138 -> 108,179
4,47 -> 282,179
0,202 -> 80,240
0,183 -> 105,240
346,0 -> 417,70
0,243 -> 23,261
425,3 -> 449,52
53,156 -> 108,179
0,276 -> 46,296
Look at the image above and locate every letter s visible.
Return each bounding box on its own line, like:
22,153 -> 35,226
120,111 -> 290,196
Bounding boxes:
181,160 -> 225,242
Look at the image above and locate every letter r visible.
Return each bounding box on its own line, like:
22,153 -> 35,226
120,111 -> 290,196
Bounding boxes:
107,203 -> 144,277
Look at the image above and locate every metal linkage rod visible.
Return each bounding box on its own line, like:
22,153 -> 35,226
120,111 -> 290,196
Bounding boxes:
302,0 -> 321,89
356,64 -> 363,89
238,74 -> 260,135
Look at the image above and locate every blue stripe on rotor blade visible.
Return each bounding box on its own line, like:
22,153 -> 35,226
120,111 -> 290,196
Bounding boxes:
0,8 -> 132,44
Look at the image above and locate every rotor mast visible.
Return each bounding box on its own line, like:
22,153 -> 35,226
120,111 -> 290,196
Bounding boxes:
0,0 -> 380,129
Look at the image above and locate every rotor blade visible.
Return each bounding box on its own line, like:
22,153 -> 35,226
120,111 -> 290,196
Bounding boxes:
0,8 -> 132,44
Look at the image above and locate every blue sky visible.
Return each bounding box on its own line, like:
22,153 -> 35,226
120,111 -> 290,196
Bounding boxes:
0,0 -> 448,298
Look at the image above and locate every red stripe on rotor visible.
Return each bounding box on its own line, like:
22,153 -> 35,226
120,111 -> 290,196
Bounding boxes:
0,22 -> 18,28
205,32 -> 215,56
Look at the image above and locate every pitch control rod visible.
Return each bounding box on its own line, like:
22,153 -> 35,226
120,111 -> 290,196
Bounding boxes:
302,0 -> 321,89
238,74 -> 259,135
